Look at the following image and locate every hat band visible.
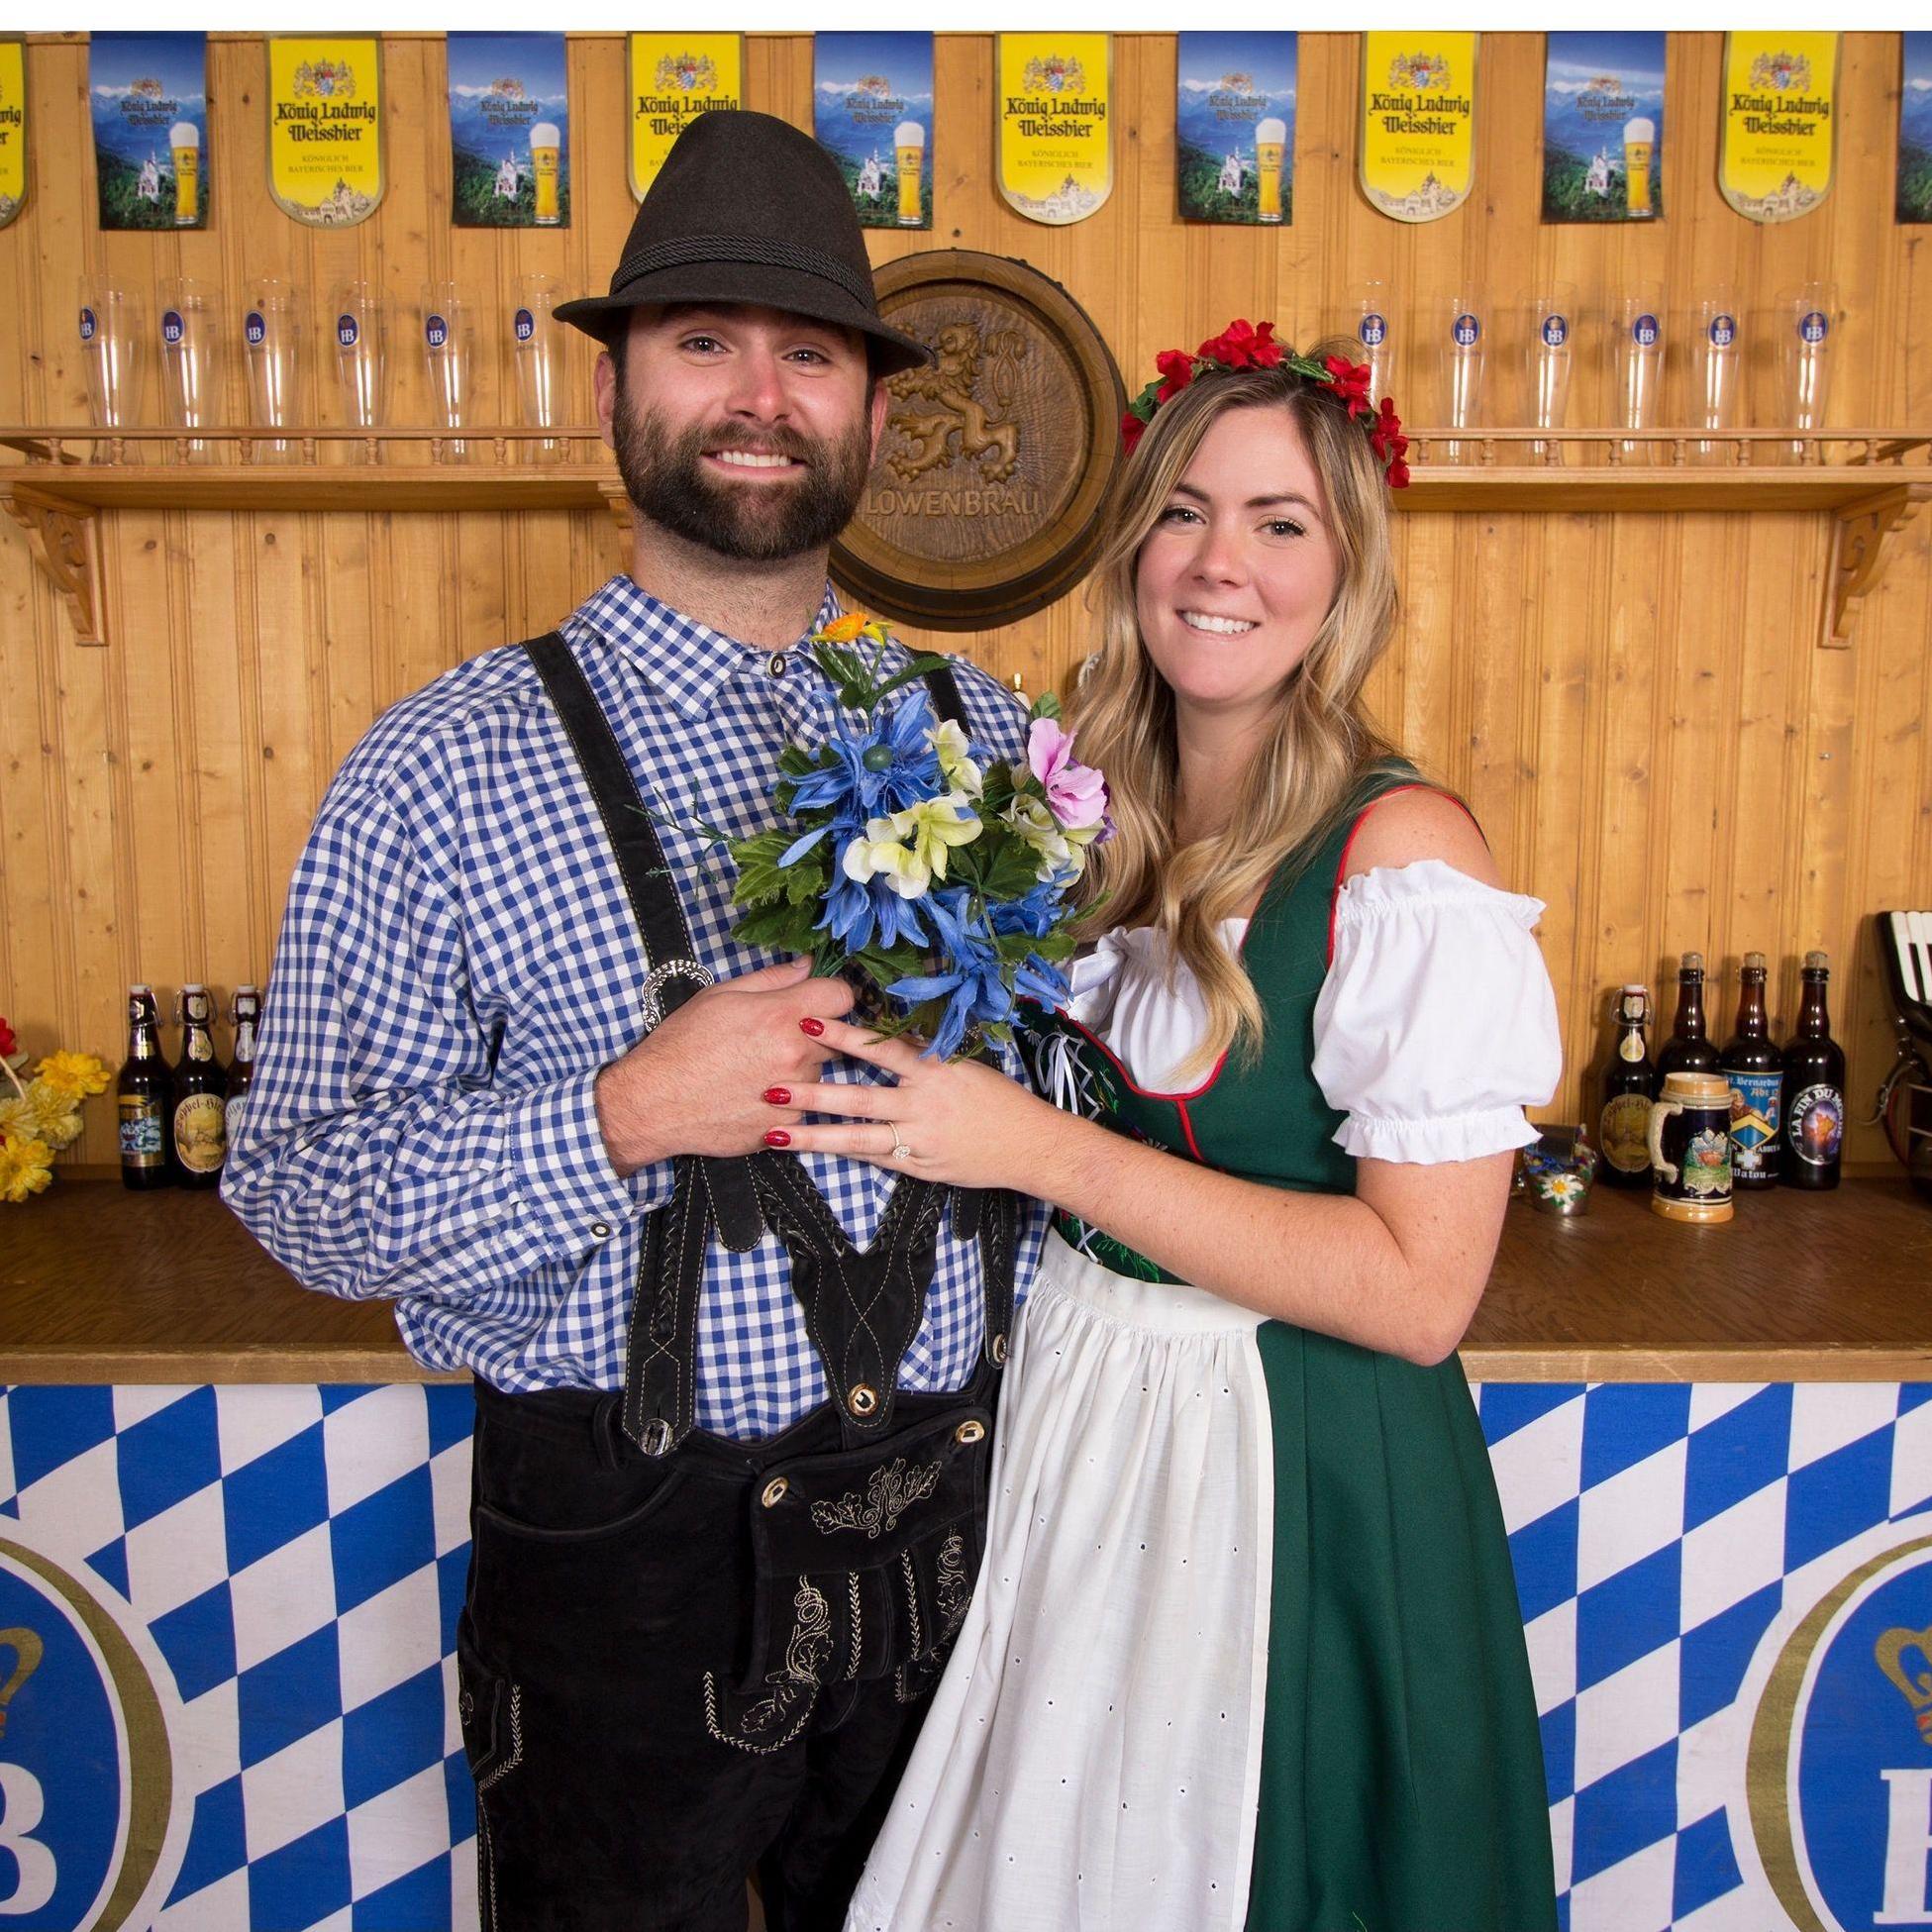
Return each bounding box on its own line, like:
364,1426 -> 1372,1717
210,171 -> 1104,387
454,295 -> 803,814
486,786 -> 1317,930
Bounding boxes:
611,235 -> 877,313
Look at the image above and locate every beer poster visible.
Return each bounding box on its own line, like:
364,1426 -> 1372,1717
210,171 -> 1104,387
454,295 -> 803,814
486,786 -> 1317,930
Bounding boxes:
814,33 -> 933,232
996,34 -> 1113,226
1359,33 -> 1477,223
448,33 -> 568,229
630,35 -> 742,202
1718,33 -> 1839,223
1900,33 -> 1932,224
1176,34 -> 1297,227
89,33 -> 208,231
0,39 -> 25,231
1542,33 -> 1665,224
266,37 -> 383,227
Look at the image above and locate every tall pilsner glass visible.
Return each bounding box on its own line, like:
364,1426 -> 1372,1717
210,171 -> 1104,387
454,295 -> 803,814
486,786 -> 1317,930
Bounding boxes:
1686,291 -> 1741,465
1527,283 -> 1576,462
1779,281 -> 1837,464
333,281 -> 386,459
1440,297 -> 1485,464
157,275 -> 225,462
421,280 -> 474,464
77,277 -> 147,460
512,274 -> 565,464
1611,284 -> 1665,464
1349,277 -> 1396,408
242,279 -> 302,463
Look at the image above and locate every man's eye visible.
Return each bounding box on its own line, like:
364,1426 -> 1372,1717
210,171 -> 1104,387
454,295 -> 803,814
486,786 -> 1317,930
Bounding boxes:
681,336 -> 724,354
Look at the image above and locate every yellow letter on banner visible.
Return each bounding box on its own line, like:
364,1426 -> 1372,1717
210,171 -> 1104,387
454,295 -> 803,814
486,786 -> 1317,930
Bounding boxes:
1718,33 -> 1839,223
996,34 -> 1113,226
630,35 -> 743,201
1359,32 -> 1477,223
0,39 -> 26,230
266,37 -> 383,227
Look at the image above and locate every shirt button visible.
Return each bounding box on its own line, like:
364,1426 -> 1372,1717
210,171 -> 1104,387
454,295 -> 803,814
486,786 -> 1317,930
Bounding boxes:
766,653 -> 788,678
591,1221 -> 611,1240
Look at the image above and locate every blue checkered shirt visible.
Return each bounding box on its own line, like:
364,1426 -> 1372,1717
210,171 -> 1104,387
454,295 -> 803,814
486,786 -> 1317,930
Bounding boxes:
223,574 -> 1050,1438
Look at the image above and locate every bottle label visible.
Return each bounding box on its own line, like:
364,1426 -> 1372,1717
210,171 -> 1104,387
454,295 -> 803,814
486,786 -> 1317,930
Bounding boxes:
119,1095 -> 165,1166
226,1092 -> 249,1145
173,1092 -> 227,1173
1618,1032 -> 1645,1064
187,1031 -> 213,1063
1600,1091 -> 1653,1173
1725,1070 -> 1781,1171
1359,312 -> 1387,348
1786,1084 -> 1844,1167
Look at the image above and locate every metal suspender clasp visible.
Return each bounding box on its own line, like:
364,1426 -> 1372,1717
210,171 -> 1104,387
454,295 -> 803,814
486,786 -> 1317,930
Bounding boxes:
638,1417 -> 676,1459
640,959 -> 714,1030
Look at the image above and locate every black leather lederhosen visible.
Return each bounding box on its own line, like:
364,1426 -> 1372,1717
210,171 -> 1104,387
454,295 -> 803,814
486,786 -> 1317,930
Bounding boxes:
520,629 -> 1019,1725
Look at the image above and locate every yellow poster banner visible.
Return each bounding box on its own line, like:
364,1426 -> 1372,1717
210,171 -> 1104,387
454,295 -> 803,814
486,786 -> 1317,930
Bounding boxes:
1359,32 -> 1477,223
996,34 -> 1112,226
266,37 -> 382,226
630,35 -> 742,201
1718,33 -> 1838,223
0,39 -> 26,229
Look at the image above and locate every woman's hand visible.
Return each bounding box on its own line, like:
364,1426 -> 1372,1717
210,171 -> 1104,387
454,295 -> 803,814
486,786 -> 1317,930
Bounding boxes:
762,1016 -> 1061,1193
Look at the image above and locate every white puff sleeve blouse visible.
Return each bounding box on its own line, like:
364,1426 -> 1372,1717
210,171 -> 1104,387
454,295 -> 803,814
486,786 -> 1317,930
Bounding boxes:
1064,859 -> 1562,1165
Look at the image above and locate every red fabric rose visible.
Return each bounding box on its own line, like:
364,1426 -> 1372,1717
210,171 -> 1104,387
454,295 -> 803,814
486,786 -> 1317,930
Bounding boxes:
0,1016 -> 15,1059
1121,410 -> 1147,455
1196,319 -> 1280,370
1369,395 -> 1404,460
1153,349 -> 1197,404
1320,355 -> 1373,418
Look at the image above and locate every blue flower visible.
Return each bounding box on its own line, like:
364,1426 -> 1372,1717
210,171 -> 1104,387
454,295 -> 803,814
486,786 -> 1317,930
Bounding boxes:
887,889 -> 1018,1059
816,863 -> 929,953
988,871 -> 1072,941
786,690 -> 945,826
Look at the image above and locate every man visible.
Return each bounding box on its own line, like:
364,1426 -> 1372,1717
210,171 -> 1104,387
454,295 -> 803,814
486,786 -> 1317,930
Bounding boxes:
224,111 -> 1046,1932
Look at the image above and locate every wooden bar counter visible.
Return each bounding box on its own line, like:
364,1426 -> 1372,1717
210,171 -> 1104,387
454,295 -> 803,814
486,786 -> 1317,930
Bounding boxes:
4,1178 -> 1927,1386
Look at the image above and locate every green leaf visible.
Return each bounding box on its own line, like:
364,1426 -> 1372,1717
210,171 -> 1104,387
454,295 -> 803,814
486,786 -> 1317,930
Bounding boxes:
978,838 -> 1046,902
733,900 -> 820,953
1028,690 -> 1063,722
777,743 -> 817,778
782,856 -> 828,906
730,827 -> 800,907
868,655 -> 956,704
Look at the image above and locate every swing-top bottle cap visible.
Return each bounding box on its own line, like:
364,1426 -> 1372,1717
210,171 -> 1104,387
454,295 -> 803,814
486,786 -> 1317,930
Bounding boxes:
1743,951 -> 1767,970
1680,951 -> 1704,971
1803,949 -> 1829,971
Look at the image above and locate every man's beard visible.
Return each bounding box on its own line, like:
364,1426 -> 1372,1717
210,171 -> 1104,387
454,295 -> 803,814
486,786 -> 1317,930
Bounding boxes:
611,386 -> 874,563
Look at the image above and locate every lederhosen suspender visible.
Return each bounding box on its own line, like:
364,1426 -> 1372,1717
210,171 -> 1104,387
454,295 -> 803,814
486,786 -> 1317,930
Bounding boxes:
522,633 -> 1020,1459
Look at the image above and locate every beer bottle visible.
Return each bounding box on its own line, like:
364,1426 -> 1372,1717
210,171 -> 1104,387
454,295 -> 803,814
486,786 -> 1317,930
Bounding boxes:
117,983 -> 171,1190
1597,984 -> 1656,1187
1780,951 -> 1846,1190
1655,952 -> 1721,1088
226,985 -> 259,1150
169,983 -> 228,1189
1720,953 -> 1783,1189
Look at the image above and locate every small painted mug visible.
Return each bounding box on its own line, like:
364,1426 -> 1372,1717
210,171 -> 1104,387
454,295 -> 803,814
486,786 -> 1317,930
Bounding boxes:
1647,1071 -> 1734,1223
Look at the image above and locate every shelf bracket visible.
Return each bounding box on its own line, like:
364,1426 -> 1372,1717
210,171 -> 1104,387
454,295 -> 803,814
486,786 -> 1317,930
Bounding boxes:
3,484 -> 106,648
1821,482 -> 1931,650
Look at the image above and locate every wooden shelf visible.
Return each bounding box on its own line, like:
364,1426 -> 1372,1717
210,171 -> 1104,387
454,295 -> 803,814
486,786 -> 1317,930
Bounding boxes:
3,426 -> 1927,651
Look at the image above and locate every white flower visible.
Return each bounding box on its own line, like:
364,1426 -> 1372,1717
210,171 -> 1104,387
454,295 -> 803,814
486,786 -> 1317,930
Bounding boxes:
1001,791 -> 1085,881
843,791 -> 983,898
930,719 -> 984,799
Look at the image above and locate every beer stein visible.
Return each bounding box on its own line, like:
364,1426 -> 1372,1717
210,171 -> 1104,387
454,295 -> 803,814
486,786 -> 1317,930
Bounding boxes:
242,279 -> 302,463
1777,281 -> 1837,463
1647,1071 -> 1734,1223
333,280 -> 387,453
1526,282 -> 1576,460
420,279 -> 474,463
1685,289 -> 1741,465
77,277 -> 147,456
511,274 -> 565,464
894,121 -> 926,228
156,275 -> 225,462
1611,283 -> 1665,464
1346,277 -> 1396,409
1439,295 -> 1485,464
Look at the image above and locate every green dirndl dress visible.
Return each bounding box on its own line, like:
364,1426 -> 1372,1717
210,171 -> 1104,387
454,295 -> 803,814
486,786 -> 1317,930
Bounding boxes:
848,765 -> 1559,1932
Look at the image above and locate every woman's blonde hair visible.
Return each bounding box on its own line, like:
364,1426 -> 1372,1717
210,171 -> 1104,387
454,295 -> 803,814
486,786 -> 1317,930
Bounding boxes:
1068,338 -> 1401,1081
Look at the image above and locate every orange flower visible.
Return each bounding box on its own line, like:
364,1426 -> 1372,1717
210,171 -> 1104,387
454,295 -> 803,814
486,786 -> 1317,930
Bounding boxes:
816,613 -> 872,645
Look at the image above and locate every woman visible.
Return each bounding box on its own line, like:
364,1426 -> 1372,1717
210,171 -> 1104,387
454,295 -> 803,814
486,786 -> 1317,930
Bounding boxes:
768,329 -> 1562,1931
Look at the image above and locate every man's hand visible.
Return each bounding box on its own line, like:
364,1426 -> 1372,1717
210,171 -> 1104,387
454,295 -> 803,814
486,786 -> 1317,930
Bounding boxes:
593,957 -> 856,1173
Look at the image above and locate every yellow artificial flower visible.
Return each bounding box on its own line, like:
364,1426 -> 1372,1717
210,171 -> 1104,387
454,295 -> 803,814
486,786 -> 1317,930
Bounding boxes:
1001,792 -> 1086,881
0,1131 -> 54,1204
931,719 -> 984,799
843,791 -> 983,898
35,1050 -> 109,1100
8,1078 -> 83,1151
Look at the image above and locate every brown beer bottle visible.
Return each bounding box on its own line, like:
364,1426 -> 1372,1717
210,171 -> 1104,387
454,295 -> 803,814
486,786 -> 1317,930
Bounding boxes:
1780,951 -> 1845,1190
170,983 -> 228,1189
1720,953 -> 1782,1189
1655,952 -> 1721,1089
118,983 -> 171,1190
226,984 -> 259,1151
1597,985 -> 1656,1187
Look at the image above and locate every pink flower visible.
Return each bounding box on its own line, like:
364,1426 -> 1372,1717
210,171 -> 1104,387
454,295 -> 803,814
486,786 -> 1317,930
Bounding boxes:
1026,718 -> 1109,834
0,1016 -> 15,1060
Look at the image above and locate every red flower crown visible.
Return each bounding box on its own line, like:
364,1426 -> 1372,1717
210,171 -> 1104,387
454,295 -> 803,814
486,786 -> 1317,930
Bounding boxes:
1119,319 -> 1409,489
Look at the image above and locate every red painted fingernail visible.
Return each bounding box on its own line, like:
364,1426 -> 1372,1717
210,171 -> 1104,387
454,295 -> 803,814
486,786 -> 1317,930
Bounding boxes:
763,1128 -> 791,1148
763,1087 -> 791,1105
799,1018 -> 825,1037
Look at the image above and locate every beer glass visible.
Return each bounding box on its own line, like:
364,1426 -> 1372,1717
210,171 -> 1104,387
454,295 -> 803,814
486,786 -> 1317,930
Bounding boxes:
1685,289 -> 1741,464
333,281 -> 386,457
1611,284 -> 1665,463
894,122 -> 925,227
530,121 -> 561,227
1526,282 -> 1576,460
157,275 -> 224,462
1255,117 -> 1286,226
1622,117 -> 1655,220
170,122 -> 200,227
421,280 -> 474,462
77,277 -> 146,457
242,279 -> 302,463
1440,296 -> 1485,464
512,273 -> 565,463
1347,277 -> 1396,408
1778,281 -> 1837,462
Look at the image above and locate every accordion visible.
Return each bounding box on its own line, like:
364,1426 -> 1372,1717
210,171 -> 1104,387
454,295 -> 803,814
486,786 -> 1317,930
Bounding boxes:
1877,910 -> 1932,1198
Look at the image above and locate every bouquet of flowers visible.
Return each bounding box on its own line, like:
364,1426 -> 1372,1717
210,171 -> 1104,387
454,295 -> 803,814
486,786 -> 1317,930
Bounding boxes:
708,615 -> 1109,1060
0,1013 -> 111,1203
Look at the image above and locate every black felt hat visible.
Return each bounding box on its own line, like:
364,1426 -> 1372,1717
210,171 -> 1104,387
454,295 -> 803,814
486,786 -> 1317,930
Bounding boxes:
554,109 -> 932,375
